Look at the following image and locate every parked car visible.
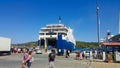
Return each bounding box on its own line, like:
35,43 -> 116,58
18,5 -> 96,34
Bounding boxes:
36,49 -> 42,54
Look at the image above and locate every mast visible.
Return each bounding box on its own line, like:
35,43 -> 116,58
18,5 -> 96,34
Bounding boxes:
118,12 -> 120,34
59,16 -> 62,24
96,0 -> 100,47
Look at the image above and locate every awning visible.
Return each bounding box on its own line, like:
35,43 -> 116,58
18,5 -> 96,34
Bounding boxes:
102,42 -> 120,46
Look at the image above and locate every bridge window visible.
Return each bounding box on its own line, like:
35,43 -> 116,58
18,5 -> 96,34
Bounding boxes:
46,33 -> 56,35
40,33 -> 44,35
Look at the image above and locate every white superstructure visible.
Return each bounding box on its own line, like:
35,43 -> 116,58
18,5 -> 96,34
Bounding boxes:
39,24 -> 68,39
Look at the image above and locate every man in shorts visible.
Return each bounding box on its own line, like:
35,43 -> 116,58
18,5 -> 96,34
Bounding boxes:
48,49 -> 56,68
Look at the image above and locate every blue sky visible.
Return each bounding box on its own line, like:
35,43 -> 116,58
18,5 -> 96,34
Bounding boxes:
0,0 -> 120,44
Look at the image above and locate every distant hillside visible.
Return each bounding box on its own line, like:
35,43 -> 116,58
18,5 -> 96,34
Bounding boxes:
12,41 -> 38,47
12,41 -> 99,48
76,41 -> 99,48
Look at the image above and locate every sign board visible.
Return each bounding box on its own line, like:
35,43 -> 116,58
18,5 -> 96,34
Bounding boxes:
116,52 -> 120,61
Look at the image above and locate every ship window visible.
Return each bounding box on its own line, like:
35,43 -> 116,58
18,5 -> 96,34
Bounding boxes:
58,33 -> 67,35
46,33 -> 56,35
40,33 -> 44,35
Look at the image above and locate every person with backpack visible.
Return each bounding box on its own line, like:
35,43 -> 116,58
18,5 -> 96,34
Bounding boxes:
48,49 -> 56,68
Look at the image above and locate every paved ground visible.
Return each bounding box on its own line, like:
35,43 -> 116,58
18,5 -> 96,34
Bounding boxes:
0,53 -> 120,68
92,62 -> 120,68
0,53 -> 87,68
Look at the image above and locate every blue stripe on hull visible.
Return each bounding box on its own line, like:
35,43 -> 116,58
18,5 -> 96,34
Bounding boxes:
63,40 -> 75,50
57,34 -> 75,50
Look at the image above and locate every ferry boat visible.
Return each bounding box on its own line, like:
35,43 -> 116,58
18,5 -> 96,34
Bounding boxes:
38,17 -> 76,51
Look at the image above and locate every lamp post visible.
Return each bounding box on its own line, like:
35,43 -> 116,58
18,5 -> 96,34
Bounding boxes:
96,0 -> 100,47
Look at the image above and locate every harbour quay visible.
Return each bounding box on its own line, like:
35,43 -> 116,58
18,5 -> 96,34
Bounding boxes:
1,53 -> 120,68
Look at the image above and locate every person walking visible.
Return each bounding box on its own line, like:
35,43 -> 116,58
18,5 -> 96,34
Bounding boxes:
21,49 -> 28,68
23,51 -> 33,68
66,50 -> 70,58
48,49 -> 56,68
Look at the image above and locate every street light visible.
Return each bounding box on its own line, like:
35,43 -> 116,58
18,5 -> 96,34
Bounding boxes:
96,0 -> 100,47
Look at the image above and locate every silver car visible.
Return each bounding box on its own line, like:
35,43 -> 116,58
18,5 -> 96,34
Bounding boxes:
36,49 -> 42,54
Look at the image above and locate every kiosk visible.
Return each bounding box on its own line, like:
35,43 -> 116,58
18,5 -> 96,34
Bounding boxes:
102,42 -> 120,62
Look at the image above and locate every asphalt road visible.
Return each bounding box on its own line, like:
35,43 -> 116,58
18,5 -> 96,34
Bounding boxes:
0,53 -> 88,68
